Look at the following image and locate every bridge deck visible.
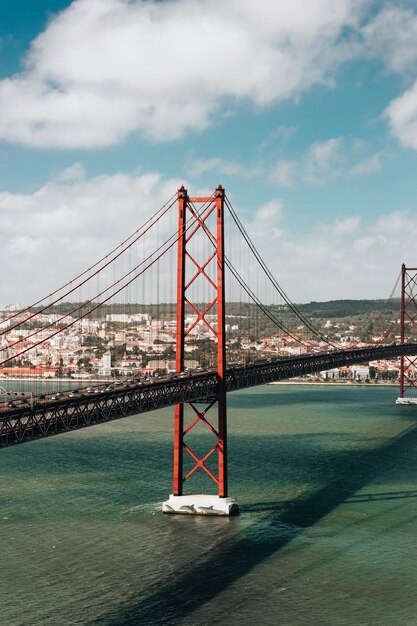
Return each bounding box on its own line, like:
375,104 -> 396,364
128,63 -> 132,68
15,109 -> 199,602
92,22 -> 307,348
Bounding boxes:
1,343 -> 416,447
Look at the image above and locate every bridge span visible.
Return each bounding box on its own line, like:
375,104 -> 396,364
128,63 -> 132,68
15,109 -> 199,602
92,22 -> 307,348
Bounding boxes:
1,342 -> 416,448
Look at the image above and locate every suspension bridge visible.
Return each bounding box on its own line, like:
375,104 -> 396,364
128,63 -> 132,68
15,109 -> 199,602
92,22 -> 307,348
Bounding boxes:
1,185 -> 416,515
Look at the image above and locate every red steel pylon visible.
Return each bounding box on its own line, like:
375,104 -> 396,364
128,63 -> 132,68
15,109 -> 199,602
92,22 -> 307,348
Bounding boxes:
173,185 -> 228,497
399,264 -> 417,397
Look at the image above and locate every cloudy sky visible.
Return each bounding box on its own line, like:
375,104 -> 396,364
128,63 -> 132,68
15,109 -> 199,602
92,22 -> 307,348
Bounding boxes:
1,0 -> 417,304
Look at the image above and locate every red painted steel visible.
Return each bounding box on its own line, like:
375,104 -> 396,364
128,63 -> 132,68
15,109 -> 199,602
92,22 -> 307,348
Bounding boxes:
172,185 -> 228,497
216,186 -> 228,497
173,186 -> 187,495
399,264 -> 417,397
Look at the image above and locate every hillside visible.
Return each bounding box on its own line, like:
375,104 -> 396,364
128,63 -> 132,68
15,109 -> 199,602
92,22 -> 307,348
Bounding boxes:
295,299 -> 400,319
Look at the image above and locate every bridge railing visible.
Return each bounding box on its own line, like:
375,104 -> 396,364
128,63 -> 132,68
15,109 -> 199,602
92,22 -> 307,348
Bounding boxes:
1,343 -> 417,447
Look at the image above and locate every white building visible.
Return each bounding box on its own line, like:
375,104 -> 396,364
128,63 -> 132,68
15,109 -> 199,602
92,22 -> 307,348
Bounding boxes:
351,365 -> 370,381
106,313 -> 151,323
100,352 -> 112,376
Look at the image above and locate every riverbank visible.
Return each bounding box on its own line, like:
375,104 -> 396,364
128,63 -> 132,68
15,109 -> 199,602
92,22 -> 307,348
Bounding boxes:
269,380 -> 398,387
0,376 -> 112,384
0,376 -> 398,388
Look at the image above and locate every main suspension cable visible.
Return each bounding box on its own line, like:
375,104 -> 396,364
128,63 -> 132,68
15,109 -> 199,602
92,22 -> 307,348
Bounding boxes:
225,195 -> 336,347
0,195 -> 216,365
183,198 -> 311,348
225,258 -> 311,348
0,192 -> 177,331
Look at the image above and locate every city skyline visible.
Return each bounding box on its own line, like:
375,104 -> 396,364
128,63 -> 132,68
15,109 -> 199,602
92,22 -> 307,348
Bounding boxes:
1,0 -> 417,303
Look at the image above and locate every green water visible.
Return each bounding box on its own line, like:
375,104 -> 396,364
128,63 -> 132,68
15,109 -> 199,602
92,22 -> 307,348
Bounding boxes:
2,385 -> 417,625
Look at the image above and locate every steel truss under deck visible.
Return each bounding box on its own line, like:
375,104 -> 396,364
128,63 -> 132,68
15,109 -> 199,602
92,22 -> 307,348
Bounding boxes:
1,342 -> 417,448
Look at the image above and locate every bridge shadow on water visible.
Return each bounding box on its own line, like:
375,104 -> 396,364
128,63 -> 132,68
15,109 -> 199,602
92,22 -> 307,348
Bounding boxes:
242,487 -> 417,511
229,386 -> 396,411
90,416 -> 417,626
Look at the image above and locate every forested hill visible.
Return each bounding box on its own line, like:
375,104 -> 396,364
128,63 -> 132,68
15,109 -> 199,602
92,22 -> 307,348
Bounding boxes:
31,298 -> 400,320
296,299 -> 400,319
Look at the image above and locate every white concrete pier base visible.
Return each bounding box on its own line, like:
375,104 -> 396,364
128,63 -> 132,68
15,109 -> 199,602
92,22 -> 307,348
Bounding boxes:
396,397 -> 417,405
162,494 -> 239,516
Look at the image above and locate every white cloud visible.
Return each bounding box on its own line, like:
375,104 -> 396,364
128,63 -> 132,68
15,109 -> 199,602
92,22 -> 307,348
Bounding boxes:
320,216 -> 362,238
247,199 -> 284,239
348,150 -> 384,175
0,165 -> 183,302
268,160 -> 298,187
269,138 -> 385,187
236,199 -> 415,301
0,0 -> 368,148
302,137 -> 345,184
1,166 -> 413,304
187,156 -> 261,179
269,137 -> 345,187
365,5 -> 417,152
364,6 -> 417,75
385,81 -> 417,151
54,163 -> 86,182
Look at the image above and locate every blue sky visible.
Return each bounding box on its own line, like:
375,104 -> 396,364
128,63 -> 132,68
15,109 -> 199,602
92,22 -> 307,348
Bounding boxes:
1,0 -> 417,303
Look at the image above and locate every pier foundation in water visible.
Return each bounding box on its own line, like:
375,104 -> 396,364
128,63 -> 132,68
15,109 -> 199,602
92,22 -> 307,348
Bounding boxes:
396,397 -> 417,405
162,494 -> 239,516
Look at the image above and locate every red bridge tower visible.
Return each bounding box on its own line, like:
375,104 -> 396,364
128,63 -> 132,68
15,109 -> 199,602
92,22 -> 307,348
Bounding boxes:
162,185 -> 239,515
397,264 -> 417,405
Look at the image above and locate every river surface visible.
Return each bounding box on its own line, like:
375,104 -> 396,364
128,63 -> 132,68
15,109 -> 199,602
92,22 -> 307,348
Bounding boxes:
1,384 -> 417,625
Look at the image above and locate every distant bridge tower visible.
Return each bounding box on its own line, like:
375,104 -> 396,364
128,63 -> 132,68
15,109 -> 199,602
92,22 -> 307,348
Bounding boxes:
397,264 -> 417,405
163,185 -> 239,515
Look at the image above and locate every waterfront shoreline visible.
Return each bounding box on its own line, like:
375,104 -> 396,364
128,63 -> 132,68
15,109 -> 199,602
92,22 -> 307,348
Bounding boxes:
0,376 -> 112,384
0,376 -> 398,388
269,380 -> 398,387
